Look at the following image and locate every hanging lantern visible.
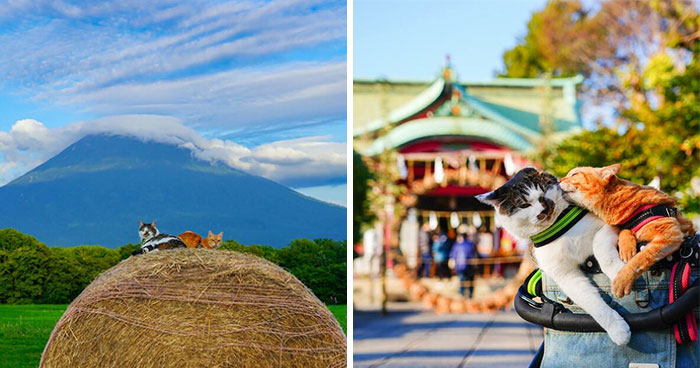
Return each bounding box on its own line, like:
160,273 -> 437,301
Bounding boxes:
397,155 -> 408,179
472,212 -> 482,228
434,157 -> 444,184
429,211 -> 438,230
504,153 -> 516,176
450,212 -> 460,229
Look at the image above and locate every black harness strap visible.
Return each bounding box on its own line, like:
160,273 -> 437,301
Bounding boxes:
618,204 -> 677,231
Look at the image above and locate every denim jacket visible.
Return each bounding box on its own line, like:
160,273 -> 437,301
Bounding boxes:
541,269 -> 699,368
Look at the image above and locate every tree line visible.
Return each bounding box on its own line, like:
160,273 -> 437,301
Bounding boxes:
0,228 -> 346,305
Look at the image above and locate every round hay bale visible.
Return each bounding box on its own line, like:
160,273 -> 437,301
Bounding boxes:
40,249 -> 346,368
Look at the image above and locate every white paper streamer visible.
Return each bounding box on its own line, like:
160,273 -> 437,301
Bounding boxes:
450,212 -> 460,229
397,155 -> 408,179
429,211 -> 438,230
434,157 -> 444,183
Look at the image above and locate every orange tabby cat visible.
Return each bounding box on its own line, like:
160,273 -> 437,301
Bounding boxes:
178,230 -> 224,249
559,164 -> 695,298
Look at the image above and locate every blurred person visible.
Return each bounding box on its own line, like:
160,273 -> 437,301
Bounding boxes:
432,230 -> 450,279
450,227 -> 476,298
476,225 -> 494,277
417,222 -> 432,278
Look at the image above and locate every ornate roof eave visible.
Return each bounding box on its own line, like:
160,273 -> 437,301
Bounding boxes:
355,116 -> 534,156
353,78 -> 447,137
462,95 -> 541,143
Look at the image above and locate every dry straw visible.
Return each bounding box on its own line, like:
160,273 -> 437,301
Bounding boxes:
40,249 -> 346,368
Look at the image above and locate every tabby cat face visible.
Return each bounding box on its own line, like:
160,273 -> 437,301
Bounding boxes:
476,167 -> 565,239
559,164 -> 621,209
138,221 -> 159,242
207,231 -> 223,248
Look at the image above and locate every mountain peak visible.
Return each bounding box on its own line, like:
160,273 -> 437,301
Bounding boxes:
8,134 -> 244,186
0,134 -> 345,247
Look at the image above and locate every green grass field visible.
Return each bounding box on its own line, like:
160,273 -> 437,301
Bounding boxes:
326,304 -> 347,333
0,304 -> 347,368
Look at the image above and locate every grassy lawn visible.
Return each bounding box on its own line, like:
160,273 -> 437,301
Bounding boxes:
0,305 -> 67,368
327,304 -> 347,333
0,304 -> 346,368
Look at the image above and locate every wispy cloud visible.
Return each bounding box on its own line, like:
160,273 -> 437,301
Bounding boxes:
0,0 -> 346,141
0,0 -> 347,191
0,116 -> 346,187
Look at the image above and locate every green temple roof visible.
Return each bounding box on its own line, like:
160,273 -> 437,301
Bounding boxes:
353,72 -> 583,155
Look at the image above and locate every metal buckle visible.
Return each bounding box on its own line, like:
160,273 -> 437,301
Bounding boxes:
666,207 -> 677,217
679,245 -> 693,259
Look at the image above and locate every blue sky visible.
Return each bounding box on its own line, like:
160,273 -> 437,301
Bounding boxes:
354,0 -> 548,81
0,0 -> 347,205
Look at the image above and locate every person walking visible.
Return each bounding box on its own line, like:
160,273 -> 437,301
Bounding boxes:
417,222 -> 432,278
432,230 -> 450,279
450,228 -> 476,298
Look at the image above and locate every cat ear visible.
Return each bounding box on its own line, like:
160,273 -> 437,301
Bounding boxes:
601,164 -> 621,182
208,230 -> 213,236
152,220 -> 156,227
476,192 -> 499,208
218,232 -> 223,237
138,220 -> 143,227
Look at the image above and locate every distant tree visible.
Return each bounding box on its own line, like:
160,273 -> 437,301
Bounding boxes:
501,0 -> 699,123
116,243 -> 141,260
0,228 -> 44,251
354,151 -> 375,245
0,229 -> 347,305
0,245 -> 50,303
502,0 -> 700,211
276,239 -> 347,304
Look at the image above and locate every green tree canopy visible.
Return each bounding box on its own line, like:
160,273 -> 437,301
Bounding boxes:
0,229 -> 346,305
503,0 -> 700,212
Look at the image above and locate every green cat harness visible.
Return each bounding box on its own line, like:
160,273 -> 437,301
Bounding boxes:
526,269 -> 543,297
530,205 -> 588,248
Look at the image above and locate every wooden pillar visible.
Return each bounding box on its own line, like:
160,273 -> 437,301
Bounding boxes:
423,160 -> 432,186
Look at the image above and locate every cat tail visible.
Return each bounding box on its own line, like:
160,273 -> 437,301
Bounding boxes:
676,213 -> 696,237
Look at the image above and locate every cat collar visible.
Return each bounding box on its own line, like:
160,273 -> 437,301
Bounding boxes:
617,204 -> 677,233
530,205 -> 588,248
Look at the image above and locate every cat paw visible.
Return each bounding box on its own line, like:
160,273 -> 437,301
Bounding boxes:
612,267 -> 635,298
607,318 -> 631,346
617,230 -> 637,263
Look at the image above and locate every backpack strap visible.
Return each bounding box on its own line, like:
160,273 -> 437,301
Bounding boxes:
670,259 -> 698,344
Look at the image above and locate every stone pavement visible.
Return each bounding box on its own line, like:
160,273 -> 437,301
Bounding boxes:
354,303 -> 543,368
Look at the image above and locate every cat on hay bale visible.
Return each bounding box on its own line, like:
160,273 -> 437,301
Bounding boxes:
178,230 -> 224,249
133,221 -> 186,256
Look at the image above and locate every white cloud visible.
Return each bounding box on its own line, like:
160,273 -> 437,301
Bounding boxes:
0,1 -> 346,140
0,116 -> 346,187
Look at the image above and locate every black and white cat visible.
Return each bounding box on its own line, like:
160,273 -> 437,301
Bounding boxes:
477,167 -> 631,345
133,221 -> 186,255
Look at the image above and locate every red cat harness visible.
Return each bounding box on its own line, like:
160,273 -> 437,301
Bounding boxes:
617,204 -> 697,344
617,204 -> 677,234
